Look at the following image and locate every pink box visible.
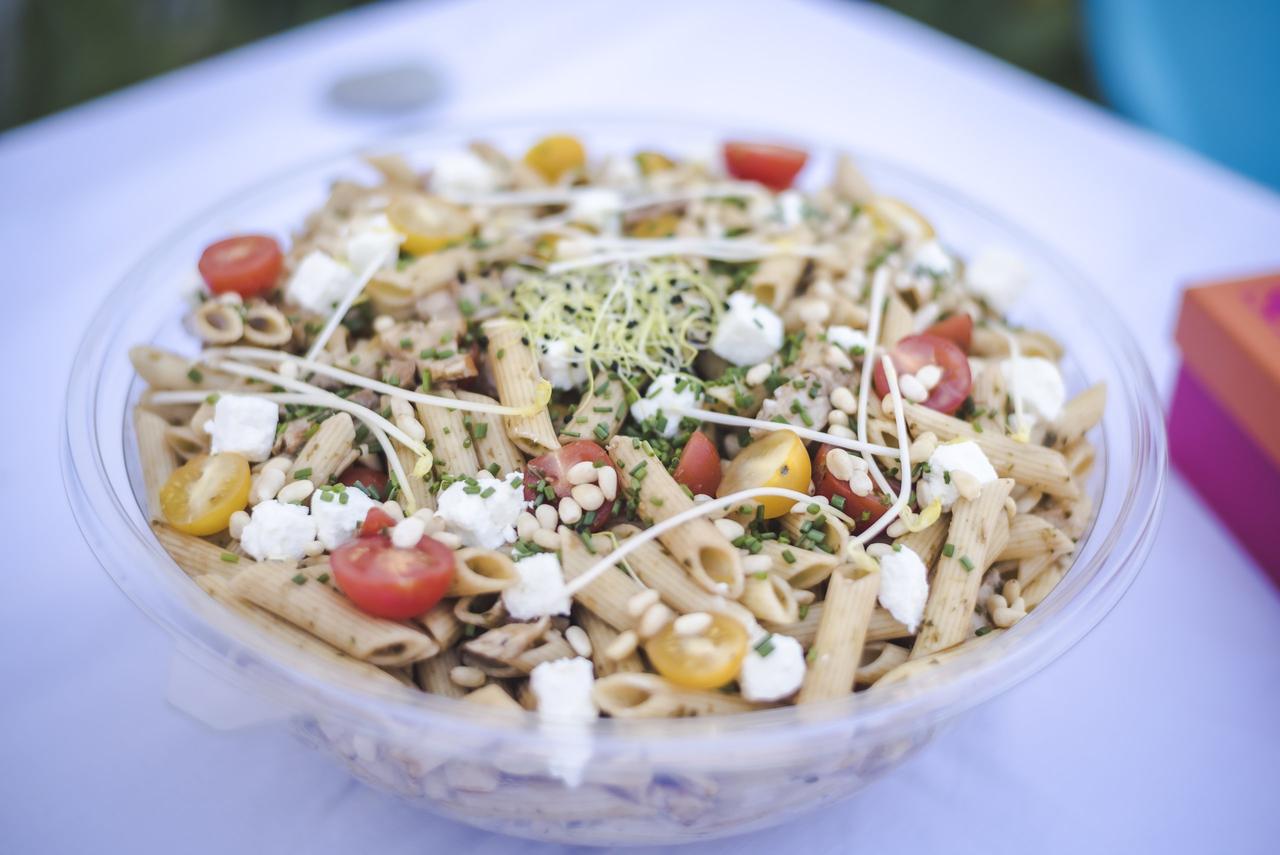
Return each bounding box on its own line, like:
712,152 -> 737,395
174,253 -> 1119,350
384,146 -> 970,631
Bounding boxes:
1171,272 -> 1280,580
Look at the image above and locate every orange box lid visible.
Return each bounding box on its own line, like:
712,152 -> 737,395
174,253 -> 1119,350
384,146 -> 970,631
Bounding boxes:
1174,272 -> 1280,469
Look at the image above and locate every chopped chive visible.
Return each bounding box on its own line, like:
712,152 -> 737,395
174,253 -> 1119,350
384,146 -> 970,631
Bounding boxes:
593,423 -> 609,440
942,543 -> 955,557
480,486 -> 495,498
187,368 -> 203,383
782,549 -> 797,564
960,555 -> 975,571
291,573 -> 307,585
293,468 -> 311,480
316,573 -> 331,584
754,634 -> 775,657
219,552 -> 239,563
831,495 -> 846,510
338,492 -> 349,504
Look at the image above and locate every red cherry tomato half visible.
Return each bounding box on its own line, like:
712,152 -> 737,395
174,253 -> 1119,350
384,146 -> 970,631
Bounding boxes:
197,235 -> 283,297
873,333 -> 972,415
339,465 -> 390,500
358,507 -> 397,537
812,445 -> 894,534
723,141 -> 808,191
672,431 -> 722,497
331,534 -> 456,620
923,313 -> 973,353
525,440 -> 621,530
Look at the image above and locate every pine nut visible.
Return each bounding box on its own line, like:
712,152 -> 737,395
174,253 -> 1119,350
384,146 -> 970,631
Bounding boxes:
637,603 -> 674,639
571,483 -> 604,511
535,503 -> 559,530
829,424 -> 856,439
673,612 -> 713,636
250,468 -> 286,504
830,386 -> 857,414
626,589 -> 660,617
604,630 -> 638,661
277,361 -> 300,380
824,346 -> 853,371
742,554 -> 773,574
276,478 -> 314,504
909,431 -> 938,462
825,448 -> 854,481
516,512 -> 540,541
898,373 -> 929,403
886,519 -> 907,538
382,500 -> 405,521
395,415 -> 426,442
745,362 -> 772,387
565,625 -> 593,657
714,518 -> 745,541
303,540 -> 324,557
952,470 -> 981,501
828,409 -> 850,427
531,528 -> 561,551
880,394 -> 896,415
566,461 -> 599,485
449,666 -> 486,688
915,363 -> 943,391
865,543 -> 893,559
228,510 -> 251,540
372,315 -> 395,333
597,466 -> 618,501
557,496 -> 583,524
390,516 -> 426,548
433,531 -> 462,550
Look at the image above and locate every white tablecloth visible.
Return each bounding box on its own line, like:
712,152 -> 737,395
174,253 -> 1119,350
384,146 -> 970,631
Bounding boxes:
3,1 -> 1279,852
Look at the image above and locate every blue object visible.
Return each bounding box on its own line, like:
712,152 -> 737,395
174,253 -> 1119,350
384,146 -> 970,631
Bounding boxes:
1084,0 -> 1280,190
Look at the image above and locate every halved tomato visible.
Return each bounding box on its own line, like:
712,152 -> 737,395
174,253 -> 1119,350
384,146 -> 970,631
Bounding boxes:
873,333 -> 972,415
812,444 -> 893,535
331,534 -> 455,620
525,440 -> 621,529
672,431 -> 722,497
923,313 -> 973,353
723,141 -> 808,191
358,506 -> 397,537
159,452 -> 251,536
198,235 -> 283,297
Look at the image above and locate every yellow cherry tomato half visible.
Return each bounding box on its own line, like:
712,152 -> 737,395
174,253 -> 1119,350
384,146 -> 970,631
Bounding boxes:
634,150 -> 674,175
866,196 -> 935,242
717,429 -> 811,519
627,212 -> 680,238
646,613 -> 749,690
386,194 -> 473,255
159,452 -> 251,536
523,134 -> 586,183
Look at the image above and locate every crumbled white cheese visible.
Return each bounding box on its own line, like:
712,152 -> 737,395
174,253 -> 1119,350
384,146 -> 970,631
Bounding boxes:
434,471 -> 528,549
912,240 -> 955,278
877,546 -> 929,633
966,247 -> 1029,311
286,250 -> 355,315
568,188 -> 623,229
775,190 -> 806,228
503,552 -> 572,620
204,394 -> 279,462
825,325 -> 869,353
530,657 -> 598,787
537,338 -> 590,391
599,154 -> 641,188
309,486 -> 378,551
710,291 -> 784,366
240,500 -> 317,561
1000,356 -> 1066,424
917,440 -> 999,509
531,657 -> 597,722
629,372 -> 700,438
430,149 -> 500,196
738,634 -> 806,702
345,212 -> 402,273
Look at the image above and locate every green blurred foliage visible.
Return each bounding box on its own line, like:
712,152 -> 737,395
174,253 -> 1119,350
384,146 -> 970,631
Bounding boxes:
0,0 -> 1094,132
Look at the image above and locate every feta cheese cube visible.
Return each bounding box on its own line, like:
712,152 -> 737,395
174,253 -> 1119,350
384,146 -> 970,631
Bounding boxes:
345,213 -> 402,273
826,325 -> 869,354
877,545 -> 929,633
429,149 -> 500,196
916,440 -> 999,510
775,190 -> 806,228
1000,356 -> 1067,424
530,656 -> 598,787
204,394 -> 278,462
568,188 -> 622,229
310,486 -> 378,551
738,634 -> 806,702
537,339 -> 589,391
286,250 -> 354,315
912,240 -> 955,278
240,500 -> 317,561
966,247 -> 1029,311
629,372 -> 700,438
503,552 -> 571,620
710,291 -> 784,366
434,471 -> 528,549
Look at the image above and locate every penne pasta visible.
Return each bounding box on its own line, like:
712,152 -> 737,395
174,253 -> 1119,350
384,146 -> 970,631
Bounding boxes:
417,395 -> 480,479
592,673 -> 760,718
446,548 -> 520,597
134,409 -> 178,521
559,529 -> 642,630
1050,382 -> 1106,448
560,372 -> 628,444
797,566 -> 880,703
289,412 -> 356,487
454,389 -> 527,474
482,318 -> 560,456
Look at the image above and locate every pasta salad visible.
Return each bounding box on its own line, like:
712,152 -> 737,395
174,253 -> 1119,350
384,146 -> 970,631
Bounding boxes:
130,135 -> 1103,724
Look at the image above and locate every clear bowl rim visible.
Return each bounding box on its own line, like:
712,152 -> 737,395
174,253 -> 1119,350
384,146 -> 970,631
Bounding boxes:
62,113 -> 1167,746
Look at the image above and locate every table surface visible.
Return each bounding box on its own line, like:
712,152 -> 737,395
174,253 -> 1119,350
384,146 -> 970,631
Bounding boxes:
4,1 -> 1279,852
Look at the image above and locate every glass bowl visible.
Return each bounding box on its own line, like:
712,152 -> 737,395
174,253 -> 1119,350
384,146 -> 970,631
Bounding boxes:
62,117 -> 1166,846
